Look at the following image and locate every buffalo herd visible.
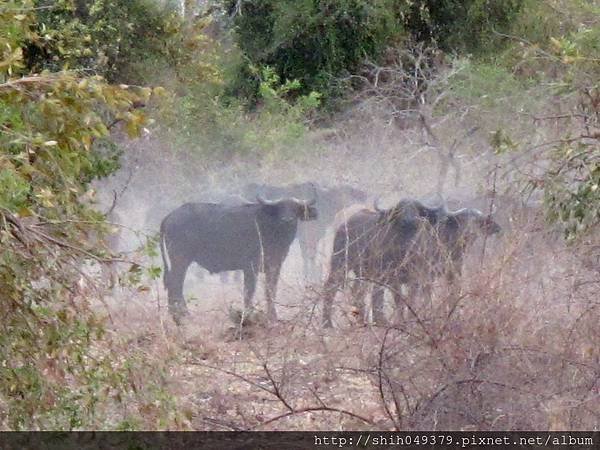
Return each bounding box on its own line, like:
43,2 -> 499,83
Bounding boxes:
156,182 -> 501,326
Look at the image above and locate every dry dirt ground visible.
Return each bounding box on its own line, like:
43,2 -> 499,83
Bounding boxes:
90,118 -> 599,430
98,210 -> 599,430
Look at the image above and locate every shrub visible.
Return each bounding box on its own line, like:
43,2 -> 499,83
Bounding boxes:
225,0 -> 402,102
0,1 -> 183,429
24,0 -> 187,84
404,0 -> 524,55
160,64 -> 321,160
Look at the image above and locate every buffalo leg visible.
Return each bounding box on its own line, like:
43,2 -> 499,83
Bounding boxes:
372,286 -> 388,325
300,240 -> 318,283
349,279 -> 368,325
164,257 -> 191,324
322,270 -> 343,328
393,286 -> 410,323
444,267 -> 462,316
264,263 -> 282,320
242,267 -> 257,311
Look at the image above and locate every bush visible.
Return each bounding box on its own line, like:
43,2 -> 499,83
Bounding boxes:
496,0 -> 600,238
404,0 -> 524,55
0,2 -> 183,429
225,0 -> 402,103
160,64 -> 321,160
225,0 -> 527,105
24,0 -> 186,84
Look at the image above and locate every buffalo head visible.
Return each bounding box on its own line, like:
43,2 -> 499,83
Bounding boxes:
444,208 -> 501,237
256,194 -> 318,223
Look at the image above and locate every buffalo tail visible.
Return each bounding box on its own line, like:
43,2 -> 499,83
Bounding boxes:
159,221 -> 170,284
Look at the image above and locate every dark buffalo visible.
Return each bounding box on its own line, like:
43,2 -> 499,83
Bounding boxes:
322,200 -> 500,327
322,199 -> 442,327
160,195 -> 317,322
387,206 -> 501,318
243,183 -> 368,281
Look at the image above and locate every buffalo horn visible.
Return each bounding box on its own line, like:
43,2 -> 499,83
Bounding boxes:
239,196 -> 256,205
256,193 -> 280,205
292,183 -> 318,206
291,196 -> 317,207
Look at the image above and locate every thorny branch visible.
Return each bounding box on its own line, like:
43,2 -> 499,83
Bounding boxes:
0,208 -> 137,266
186,358 -> 375,430
377,328 -> 402,430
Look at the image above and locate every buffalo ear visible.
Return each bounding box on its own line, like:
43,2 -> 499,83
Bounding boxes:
443,214 -> 460,231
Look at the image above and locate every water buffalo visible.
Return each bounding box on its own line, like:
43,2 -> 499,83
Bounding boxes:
322,199 -> 443,327
322,199 -> 500,327
145,191 -> 249,231
406,202 -> 501,271
242,183 -> 368,281
160,194 -> 318,322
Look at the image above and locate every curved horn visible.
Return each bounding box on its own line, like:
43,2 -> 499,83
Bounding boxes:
470,207 -> 485,217
413,199 -> 443,222
439,195 -> 449,214
448,207 -> 481,218
239,196 -> 256,205
256,193 -> 279,205
291,197 -> 317,207
450,207 -> 466,214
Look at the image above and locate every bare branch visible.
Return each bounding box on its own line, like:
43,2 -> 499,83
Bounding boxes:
187,358 -> 375,430
252,406 -> 374,430
377,328 -> 402,430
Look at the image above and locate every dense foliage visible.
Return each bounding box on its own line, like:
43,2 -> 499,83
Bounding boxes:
404,0 -> 523,54
540,24 -> 600,238
488,0 -> 600,237
0,1 -> 182,428
23,0 -> 178,82
225,0 -> 525,102
226,0 -> 401,101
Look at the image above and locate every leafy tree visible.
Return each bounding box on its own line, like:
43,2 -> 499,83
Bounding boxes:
21,0 -> 214,86
474,0 -> 600,239
541,25 -> 600,239
404,0 -> 524,55
0,2 -> 178,428
225,0 -> 402,102
161,64 -> 321,161
224,0 -> 525,104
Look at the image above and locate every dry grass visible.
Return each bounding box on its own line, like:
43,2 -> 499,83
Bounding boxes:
97,205 -> 598,430
89,93 -> 598,430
